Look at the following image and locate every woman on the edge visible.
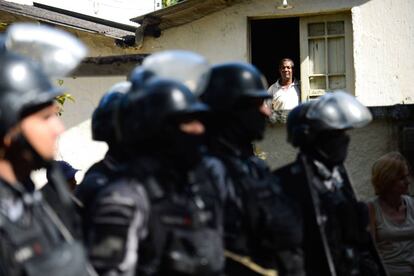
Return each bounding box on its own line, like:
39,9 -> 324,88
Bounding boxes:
368,152 -> 414,276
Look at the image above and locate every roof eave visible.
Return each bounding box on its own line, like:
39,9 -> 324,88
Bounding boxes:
131,0 -> 242,47
0,0 -> 135,40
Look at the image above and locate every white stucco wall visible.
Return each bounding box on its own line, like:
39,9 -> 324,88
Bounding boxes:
137,0 -> 414,106
351,0 -> 414,106
32,76 -> 124,187
56,76 -> 125,178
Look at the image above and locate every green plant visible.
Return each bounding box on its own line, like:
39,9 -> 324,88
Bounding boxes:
162,0 -> 182,8
55,93 -> 75,116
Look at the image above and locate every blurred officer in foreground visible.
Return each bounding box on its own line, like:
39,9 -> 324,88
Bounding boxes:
0,24 -> 93,276
75,80 -> 133,223
77,51 -> 225,276
273,91 -> 386,276
42,160 -> 83,227
200,62 -> 304,276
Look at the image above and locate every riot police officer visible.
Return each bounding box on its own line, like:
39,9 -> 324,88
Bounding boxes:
273,91 -> 386,276
75,81 -> 134,243
200,62 -> 304,276
0,27 -> 93,276
77,71 -> 225,275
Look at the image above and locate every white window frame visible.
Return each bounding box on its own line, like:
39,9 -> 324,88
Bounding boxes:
299,13 -> 354,101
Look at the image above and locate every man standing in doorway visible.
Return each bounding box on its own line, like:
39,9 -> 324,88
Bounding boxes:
268,58 -> 300,123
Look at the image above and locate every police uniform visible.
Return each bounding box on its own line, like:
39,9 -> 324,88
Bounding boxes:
275,155 -> 381,276
77,155 -> 149,276
0,24 -> 91,276
201,62 -> 304,276
78,75 -> 225,276
273,92 -> 387,276
78,154 -> 226,276
0,180 -> 89,276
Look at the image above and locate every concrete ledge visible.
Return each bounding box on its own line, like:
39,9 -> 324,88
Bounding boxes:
267,104 -> 414,126
369,104 -> 414,120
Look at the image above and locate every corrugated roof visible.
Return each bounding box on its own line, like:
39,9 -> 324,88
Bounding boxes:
0,0 -> 135,40
131,0 -> 241,42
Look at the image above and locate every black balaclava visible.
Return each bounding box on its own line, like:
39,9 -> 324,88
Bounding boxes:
305,129 -> 350,169
212,98 -> 266,156
155,116 -> 206,171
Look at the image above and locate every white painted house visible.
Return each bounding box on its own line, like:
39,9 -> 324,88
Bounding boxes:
128,0 -> 414,198
1,0 -> 413,197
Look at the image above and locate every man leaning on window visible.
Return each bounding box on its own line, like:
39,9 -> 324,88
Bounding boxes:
267,58 -> 300,123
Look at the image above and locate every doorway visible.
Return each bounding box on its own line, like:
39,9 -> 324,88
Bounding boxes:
250,17 -> 300,87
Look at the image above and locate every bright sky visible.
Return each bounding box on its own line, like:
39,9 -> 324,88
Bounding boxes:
7,0 -> 162,26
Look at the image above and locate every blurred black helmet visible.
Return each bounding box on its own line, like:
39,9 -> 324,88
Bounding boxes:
142,50 -> 210,96
200,62 -> 270,112
120,77 -> 209,144
287,91 -> 372,148
0,51 -> 63,138
128,66 -> 155,92
91,81 -> 131,143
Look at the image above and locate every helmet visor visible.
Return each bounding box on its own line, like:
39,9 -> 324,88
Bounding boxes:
5,23 -> 88,77
306,91 -> 372,130
143,50 -> 210,96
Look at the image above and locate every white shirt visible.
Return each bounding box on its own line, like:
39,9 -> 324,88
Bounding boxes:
267,80 -> 300,111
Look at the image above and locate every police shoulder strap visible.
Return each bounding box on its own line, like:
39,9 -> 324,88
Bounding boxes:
366,201 -> 377,241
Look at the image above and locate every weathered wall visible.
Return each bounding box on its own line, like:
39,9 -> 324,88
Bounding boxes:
8,0 -> 414,105
137,0 -> 414,106
28,75 -> 126,186
138,0 -> 369,62
56,76 -> 126,179
351,0 -> 414,106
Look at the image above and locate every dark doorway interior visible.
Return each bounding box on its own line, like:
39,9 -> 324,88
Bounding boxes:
250,17 -> 300,87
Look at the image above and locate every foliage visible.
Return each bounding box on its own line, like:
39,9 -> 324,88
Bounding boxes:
162,0 -> 183,8
55,93 -> 75,116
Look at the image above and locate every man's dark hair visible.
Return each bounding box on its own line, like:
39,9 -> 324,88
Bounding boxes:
279,58 -> 294,69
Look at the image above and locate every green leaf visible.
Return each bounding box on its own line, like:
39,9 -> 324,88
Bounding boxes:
55,93 -> 76,116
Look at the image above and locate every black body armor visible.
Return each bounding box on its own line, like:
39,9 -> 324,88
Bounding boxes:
77,154 -> 225,276
132,156 -> 225,276
274,154 -> 386,276
212,144 -> 303,276
0,180 -> 90,276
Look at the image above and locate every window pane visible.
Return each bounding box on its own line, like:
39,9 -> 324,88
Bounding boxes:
329,75 -> 346,90
308,23 -> 325,36
328,37 -> 345,74
310,76 -> 326,90
327,21 -> 344,35
309,39 -> 326,74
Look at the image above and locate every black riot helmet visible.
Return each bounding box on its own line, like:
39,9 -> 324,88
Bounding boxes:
128,66 -> 155,92
287,91 -> 372,147
0,51 -> 63,139
120,77 -> 209,145
200,62 -> 271,145
200,62 -> 270,112
91,81 -> 131,144
287,91 -> 372,166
